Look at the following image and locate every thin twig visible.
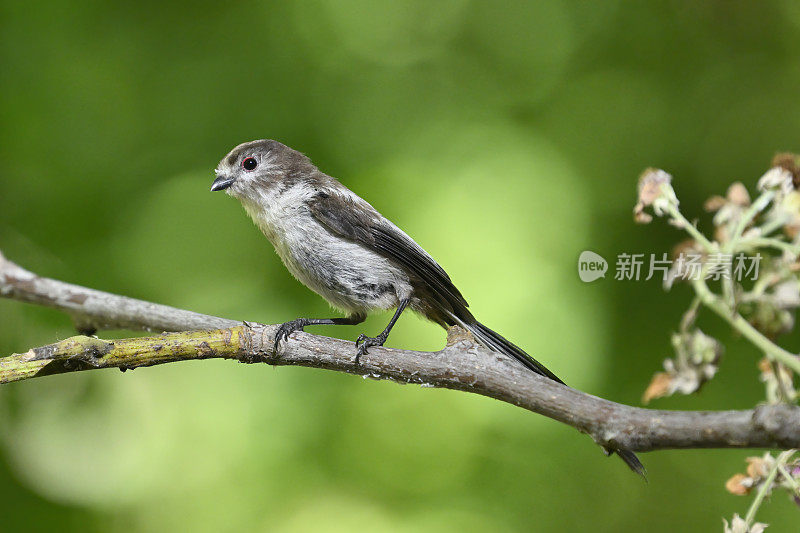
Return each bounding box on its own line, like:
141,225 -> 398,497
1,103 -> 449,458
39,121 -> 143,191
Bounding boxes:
777,462 -> 800,498
662,198 -> 716,252
691,278 -> 800,374
744,450 -> 794,527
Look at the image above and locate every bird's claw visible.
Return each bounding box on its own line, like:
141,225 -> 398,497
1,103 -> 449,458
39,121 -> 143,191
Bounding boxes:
354,333 -> 387,363
273,319 -> 308,353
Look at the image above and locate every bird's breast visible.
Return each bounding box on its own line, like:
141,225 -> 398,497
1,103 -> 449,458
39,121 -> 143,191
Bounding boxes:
243,189 -> 412,313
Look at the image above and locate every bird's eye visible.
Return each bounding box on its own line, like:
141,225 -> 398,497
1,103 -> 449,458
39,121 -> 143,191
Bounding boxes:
242,157 -> 258,171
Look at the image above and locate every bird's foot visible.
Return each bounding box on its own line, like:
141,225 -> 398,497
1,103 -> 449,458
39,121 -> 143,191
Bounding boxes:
354,332 -> 388,363
274,318 -> 311,353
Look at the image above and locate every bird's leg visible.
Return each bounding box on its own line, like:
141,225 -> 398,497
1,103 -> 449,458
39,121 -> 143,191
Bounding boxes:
274,312 -> 366,353
355,299 -> 410,361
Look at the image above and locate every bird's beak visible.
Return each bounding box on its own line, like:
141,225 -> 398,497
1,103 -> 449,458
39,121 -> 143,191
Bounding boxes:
210,174 -> 235,192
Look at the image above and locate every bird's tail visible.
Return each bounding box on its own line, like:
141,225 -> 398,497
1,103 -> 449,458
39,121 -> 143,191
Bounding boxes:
464,321 -> 565,385
615,449 -> 647,478
461,319 -> 645,478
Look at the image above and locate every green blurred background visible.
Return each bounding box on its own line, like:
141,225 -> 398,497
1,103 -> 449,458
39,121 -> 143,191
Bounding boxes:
2,1 -> 799,531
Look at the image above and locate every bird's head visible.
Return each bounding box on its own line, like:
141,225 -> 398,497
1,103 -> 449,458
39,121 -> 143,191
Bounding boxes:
211,139 -> 316,200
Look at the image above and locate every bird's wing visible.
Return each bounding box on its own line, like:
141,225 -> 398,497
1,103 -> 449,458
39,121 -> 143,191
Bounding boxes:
308,190 -> 568,386
307,191 -> 469,314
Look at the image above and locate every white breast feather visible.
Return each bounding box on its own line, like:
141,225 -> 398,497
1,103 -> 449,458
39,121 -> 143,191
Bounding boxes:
241,184 -> 412,313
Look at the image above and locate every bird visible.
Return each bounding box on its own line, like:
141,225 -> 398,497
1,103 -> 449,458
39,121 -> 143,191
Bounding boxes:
210,139 -> 644,476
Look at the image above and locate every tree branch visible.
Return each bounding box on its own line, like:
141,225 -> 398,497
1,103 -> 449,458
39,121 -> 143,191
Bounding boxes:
0,250 -> 238,332
3,251 -> 800,454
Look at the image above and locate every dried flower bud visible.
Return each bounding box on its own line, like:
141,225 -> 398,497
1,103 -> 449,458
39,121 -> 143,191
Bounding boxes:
723,514 -> 768,533
757,191 -> 798,240
724,453 -> 782,525
746,456 -> 770,479
747,303 -> 794,339
663,241 -> 705,289
728,182 -> 751,206
705,195 -> 727,212
758,357 -> 797,404
726,473 -> 754,496
687,329 -> 723,366
638,168 -> 672,205
642,372 -> 672,403
743,279 -> 800,339
708,183 -> 755,243
642,329 -> 722,401
757,167 -> 793,194
634,168 -> 678,223
771,152 -> 800,189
